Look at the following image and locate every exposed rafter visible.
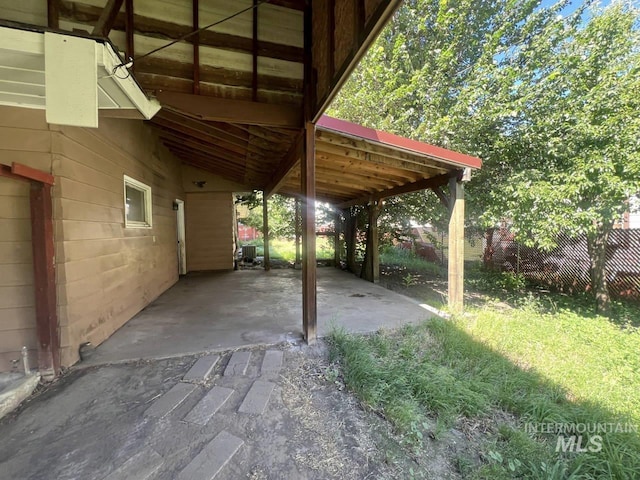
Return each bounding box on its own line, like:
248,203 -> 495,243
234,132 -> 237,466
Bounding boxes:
47,0 -> 59,29
156,92 -> 303,127
192,0 -> 200,94
265,131 -> 303,197
337,171 -> 460,209
91,0 -> 125,37
59,2 -> 304,63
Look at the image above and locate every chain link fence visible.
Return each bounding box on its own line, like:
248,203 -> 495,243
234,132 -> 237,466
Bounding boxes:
483,228 -> 640,301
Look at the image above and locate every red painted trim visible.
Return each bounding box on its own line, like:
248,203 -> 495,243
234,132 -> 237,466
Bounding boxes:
10,162 -> 55,185
30,183 -> 60,375
317,115 -> 482,169
0,164 -> 26,183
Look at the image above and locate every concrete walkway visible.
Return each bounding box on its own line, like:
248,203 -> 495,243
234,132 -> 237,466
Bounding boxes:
85,268 -> 432,365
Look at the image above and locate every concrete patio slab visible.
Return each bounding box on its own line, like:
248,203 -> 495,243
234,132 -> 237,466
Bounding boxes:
84,268 -> 432,365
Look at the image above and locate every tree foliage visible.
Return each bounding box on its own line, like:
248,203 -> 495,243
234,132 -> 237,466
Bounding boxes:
329,0 -> 640,312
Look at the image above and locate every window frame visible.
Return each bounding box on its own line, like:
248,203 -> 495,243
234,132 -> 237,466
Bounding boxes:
123,175 -> 153,229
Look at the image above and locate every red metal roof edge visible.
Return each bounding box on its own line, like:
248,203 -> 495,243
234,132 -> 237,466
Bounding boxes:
317,115 -> 482,170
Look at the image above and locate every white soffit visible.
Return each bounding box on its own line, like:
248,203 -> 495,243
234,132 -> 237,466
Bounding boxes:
0,27 -> 161,127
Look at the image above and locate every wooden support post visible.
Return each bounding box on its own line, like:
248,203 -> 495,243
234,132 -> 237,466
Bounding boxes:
333,211 -> 341,268
295,198 -> 301,268
344,208 -> 358,274
262,191 -> 270,271
30,183 -> 59,378
361,201 -> 381,283
47,0 -> 60,29
301,122 -> 317,344
448,176 -> 465,310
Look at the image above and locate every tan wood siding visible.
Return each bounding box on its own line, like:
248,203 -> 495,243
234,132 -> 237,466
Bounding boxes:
52,117 -> 185,367
0,176 -> 37,371
0,106 -> 52,371
185,192 -> 234,271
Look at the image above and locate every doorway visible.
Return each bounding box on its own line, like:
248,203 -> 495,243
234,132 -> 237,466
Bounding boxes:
175,199 -> 186,275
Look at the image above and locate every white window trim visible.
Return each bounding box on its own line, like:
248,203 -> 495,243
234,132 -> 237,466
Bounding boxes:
124,175 -> 153,228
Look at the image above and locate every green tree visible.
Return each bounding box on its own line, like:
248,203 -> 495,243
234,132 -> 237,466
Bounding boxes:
330,0 -> 640,313
240,192 -> 297,239
478,3 -> 640,313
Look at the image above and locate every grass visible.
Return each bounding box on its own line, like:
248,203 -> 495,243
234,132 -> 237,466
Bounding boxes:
327,275 -> 640,479
379,246 -> 446,277
239,237 -> 335,261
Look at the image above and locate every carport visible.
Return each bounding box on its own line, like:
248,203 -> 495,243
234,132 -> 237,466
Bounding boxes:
154,109 -> 481,343
87,113 -> 481,363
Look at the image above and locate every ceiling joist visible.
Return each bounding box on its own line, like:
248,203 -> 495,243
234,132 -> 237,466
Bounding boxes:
91,0 -> 124,37
156,92 -> 303,128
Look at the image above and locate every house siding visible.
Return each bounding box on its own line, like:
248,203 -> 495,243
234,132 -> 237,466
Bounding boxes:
0,105 -> 188,370
185,192 -> 234,271
0,108 -> 52,372
52,117 -> 185,367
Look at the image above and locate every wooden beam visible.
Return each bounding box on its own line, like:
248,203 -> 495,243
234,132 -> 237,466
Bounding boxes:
156,92 -> 303,128
354,0 -> 365,40
266,0 -> 304,10
264,132 -> 303,197
0,164 -> 24,183
316,141 -> 445,176
30,183 -> 60,378
152,121 -> 248,156
192,0 -> 200,94
12,163 -> 55,185
302,121 -> 317,344
317,131 -> 452,172
337,171 -> 459,209
328,0 -> 335,79
135,57 -> 302,93
315,167 -> 397,190
448,176 -> 465,310
158,130 -> 253,165
47,0 -> 60,29
316,151 -> 420,182
262,191 -> 271,270
432,186 -> 450,210
314,0 -> 403,119
252,0 -> 259,101
91,0 -> 125,37
59,3 -> 304,63
124,0 -> 134,65
302,0 -> 314,121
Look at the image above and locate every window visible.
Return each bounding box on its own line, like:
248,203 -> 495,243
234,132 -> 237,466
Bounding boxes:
124,175 -> 152,228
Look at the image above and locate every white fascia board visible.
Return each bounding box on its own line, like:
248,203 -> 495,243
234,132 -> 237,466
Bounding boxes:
0,26 -> 161,123
0,27 -> 44,56
99,42 -> 161,120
